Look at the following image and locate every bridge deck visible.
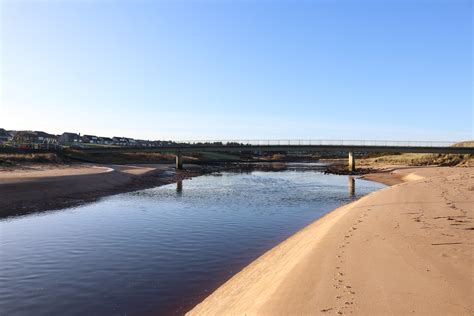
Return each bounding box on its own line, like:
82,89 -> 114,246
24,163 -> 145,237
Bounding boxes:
80,144 -> 474,155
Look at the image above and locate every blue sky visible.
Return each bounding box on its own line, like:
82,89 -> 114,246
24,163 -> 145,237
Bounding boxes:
1,0 -> 472,140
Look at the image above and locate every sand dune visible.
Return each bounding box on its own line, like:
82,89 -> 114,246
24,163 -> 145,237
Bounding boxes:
188,167 -> 474,315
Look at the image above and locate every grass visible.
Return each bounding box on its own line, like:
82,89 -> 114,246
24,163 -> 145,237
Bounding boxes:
62,149 -> 176,164
358,153 -> 472,167
194,151 -> 240,161
61,149 -> 241,164
358,140 -> 474,167
453,141 -> 474,147
64,143 -> 121,148
0,153 -> 64,165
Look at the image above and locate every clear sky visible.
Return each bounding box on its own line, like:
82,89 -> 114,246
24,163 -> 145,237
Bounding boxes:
1,0 -> 472,141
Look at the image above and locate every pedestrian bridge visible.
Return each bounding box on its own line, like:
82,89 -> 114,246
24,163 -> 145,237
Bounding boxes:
83,139 -> 474,171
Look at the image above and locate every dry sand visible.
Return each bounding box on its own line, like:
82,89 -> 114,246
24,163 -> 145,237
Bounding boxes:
188,166 -> 474,315
0,164 -> 114,183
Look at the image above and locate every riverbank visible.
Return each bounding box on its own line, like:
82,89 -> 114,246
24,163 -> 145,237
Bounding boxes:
0,163 -> 207,218
188,166 -> 474,315
0,162 -> 327,218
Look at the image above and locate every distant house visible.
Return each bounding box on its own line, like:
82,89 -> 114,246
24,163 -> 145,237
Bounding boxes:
82,135 -> 100,144
112,137 -> 128,146
7,130 -> 17,139
100,137 -> 114,145
138,140 -> 153,147
34,131 -> 58,144
11,131 -> 57,148
0,128 -> 12,143
144,140 -> 153,147
13,131 -> 38,144
58,132 -> 82,144
135,139 -> 147,147
126,138 -> 137,146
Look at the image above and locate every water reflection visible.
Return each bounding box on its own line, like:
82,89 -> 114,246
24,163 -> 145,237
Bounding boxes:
176,180 -> 183,195
348,176 -> 355,198
0,168 -> 385,316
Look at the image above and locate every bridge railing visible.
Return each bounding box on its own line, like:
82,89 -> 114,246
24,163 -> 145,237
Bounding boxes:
174,140 -> 460,147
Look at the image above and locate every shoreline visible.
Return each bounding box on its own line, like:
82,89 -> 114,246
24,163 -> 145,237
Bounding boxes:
188,166 -> 474,315
2,163 -> 472,314
0,163 -> 210,219
0,161 -> 327,219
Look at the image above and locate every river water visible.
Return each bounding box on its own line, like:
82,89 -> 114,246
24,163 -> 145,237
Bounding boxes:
0,164 -> 384,315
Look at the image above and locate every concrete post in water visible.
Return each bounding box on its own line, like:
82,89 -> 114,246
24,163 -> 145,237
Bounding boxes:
348,151 -> 355,172
176,152 -> 183,170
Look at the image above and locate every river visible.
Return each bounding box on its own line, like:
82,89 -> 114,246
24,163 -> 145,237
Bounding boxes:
0,164 -> 385,315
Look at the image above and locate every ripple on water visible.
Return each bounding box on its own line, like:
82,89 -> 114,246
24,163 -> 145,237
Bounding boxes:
0,169 -> 384,315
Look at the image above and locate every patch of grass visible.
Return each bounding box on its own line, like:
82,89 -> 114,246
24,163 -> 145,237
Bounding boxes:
63,149 -> 177,164
359,140 -> 474,167
453,140 -> 474,147
0,153 -> 64,165
359,153 -> 472,167
195,151 -> 240,161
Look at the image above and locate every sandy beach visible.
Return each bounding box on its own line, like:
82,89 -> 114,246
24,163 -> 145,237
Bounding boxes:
0,163 -> 201,218
188,166 -> 474,315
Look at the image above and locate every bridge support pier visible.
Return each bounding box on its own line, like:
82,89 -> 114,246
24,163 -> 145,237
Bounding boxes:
348,151 -> 355,173
176,153 -> 183,170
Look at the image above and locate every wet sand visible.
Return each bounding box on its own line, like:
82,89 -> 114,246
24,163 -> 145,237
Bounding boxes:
0,164 -> 201,218
188,166 -> 474,315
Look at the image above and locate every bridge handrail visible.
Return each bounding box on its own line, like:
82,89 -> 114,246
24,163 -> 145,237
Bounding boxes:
173,139 -> 462,147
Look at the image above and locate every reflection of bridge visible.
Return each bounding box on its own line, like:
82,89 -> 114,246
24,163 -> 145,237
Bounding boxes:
83,140 -> 474,172
176,172 -> 358,198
